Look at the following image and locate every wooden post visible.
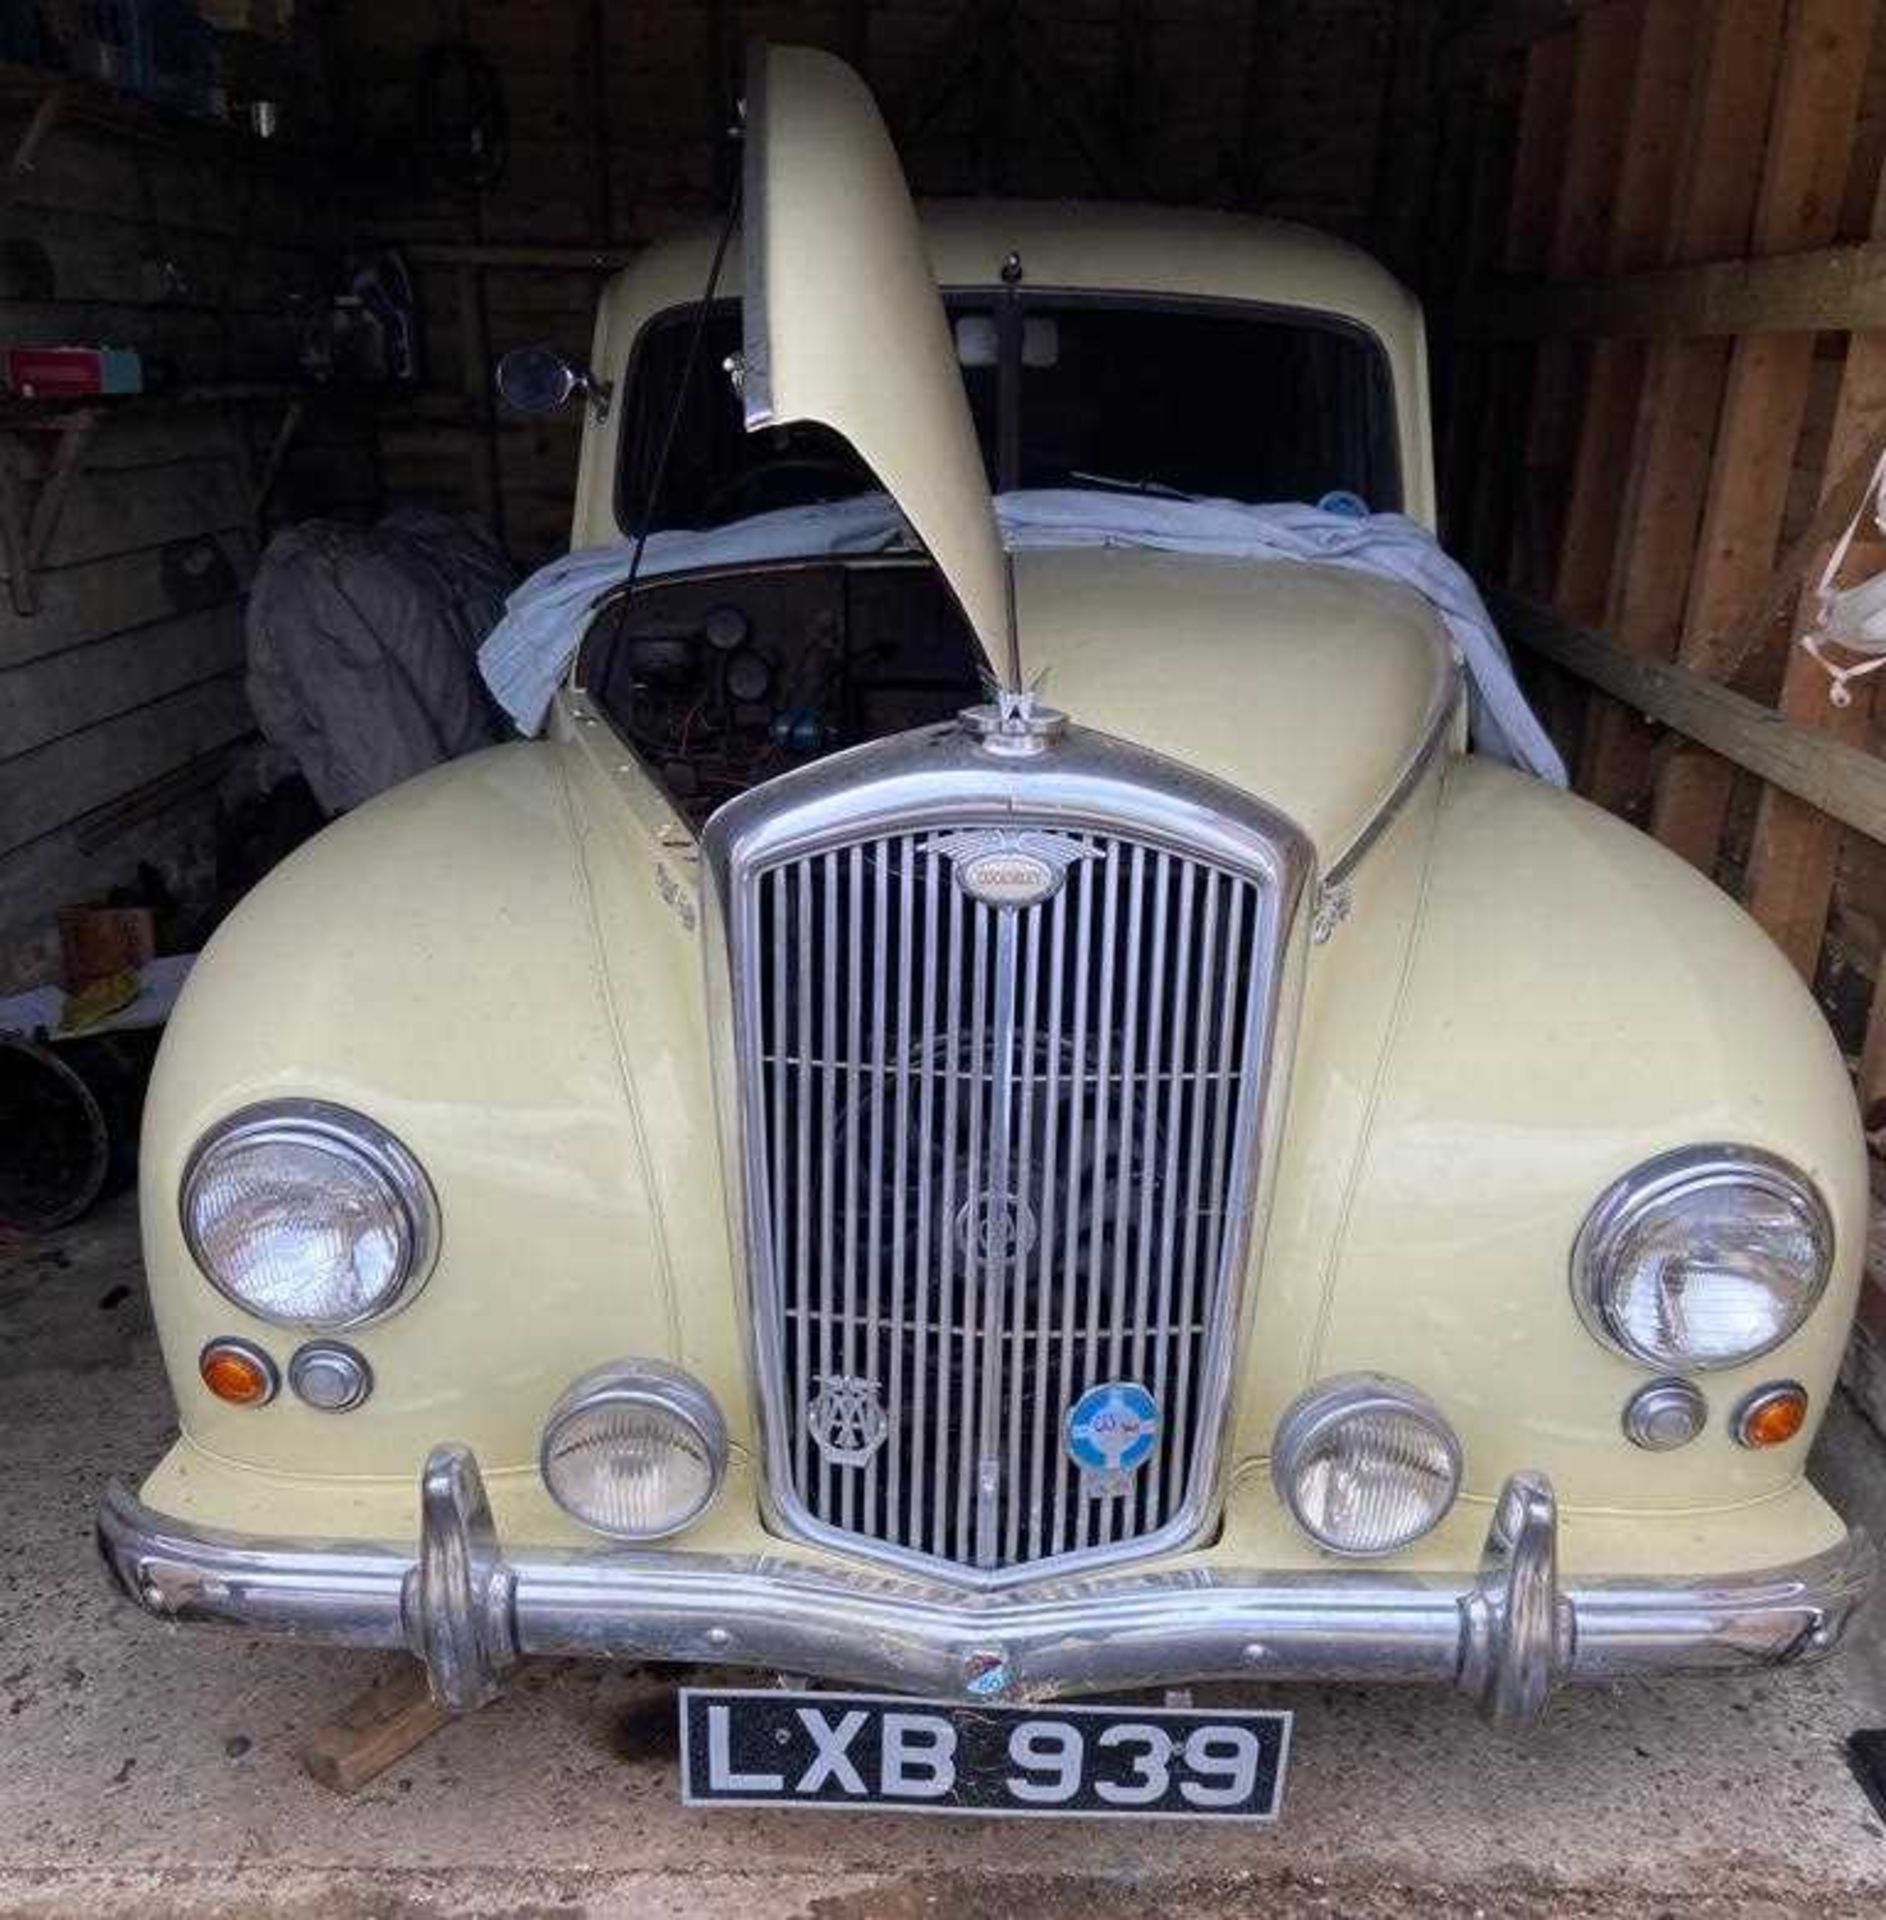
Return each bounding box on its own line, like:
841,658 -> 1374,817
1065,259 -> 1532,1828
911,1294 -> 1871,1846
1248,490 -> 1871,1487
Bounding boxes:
1516,9 -> 1638,598
1462,61 -> 1527,580
1552,0 -> 1699,631
1487,27 -> 1573,586
1646,0 -> 1879,870
1575,0 -> 1788,813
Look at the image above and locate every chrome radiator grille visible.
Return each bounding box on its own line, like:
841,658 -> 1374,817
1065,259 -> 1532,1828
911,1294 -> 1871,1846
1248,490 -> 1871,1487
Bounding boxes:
734,817 -> 1280,1581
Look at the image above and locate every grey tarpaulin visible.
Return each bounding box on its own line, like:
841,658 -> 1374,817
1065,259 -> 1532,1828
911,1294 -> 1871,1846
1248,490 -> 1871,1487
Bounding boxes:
477,490 -> 1566,785
245,509 -> 515,813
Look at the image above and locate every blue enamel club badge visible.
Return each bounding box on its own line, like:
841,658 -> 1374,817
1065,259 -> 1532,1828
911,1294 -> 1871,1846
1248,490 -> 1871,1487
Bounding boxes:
1065,1380 -> 1162,1494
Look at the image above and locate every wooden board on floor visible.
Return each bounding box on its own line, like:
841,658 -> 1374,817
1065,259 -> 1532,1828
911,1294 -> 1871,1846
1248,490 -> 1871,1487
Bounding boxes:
300,1661 -> 452,1797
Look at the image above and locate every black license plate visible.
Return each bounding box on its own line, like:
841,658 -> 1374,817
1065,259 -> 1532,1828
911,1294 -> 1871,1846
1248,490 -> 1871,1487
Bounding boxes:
679,1688 -> 1291,1822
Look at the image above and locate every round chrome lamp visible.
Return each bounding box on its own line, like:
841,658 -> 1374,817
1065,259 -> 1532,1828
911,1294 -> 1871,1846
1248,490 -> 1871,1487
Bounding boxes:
540,1360 -> 728,1540
1272,1374 -> 1463,1557
1572,1146 -> 1832,1372
180,1099 -> 438,1330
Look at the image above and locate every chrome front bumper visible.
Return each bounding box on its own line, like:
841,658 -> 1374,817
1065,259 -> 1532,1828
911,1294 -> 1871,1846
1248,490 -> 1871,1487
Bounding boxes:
97,1445 -> 1876,1735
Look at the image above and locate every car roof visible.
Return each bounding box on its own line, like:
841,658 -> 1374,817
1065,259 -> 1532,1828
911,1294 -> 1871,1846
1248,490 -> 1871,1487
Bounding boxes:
575,202 -> 1435,549
607,199 -> 1421,349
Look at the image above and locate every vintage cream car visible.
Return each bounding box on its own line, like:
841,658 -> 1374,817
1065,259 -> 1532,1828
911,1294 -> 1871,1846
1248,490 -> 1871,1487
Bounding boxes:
101,45 -> 1874,1801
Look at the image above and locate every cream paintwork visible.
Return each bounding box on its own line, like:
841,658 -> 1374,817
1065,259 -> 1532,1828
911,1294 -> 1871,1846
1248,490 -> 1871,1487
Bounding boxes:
1011,550 -> 1456,864
1311,757 -> 1866,1511
744,44 -> 1014,670
138,632 -> 1862,1563
132,103 -> 1862,1592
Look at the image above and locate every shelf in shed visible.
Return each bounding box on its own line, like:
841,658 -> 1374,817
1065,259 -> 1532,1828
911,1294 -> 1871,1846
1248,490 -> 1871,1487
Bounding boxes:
0,59 -> 355,198
0,383 -> 386,616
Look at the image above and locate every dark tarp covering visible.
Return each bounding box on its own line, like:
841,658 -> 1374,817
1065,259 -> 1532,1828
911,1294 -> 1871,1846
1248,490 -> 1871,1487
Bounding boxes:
245,510 -> 515,813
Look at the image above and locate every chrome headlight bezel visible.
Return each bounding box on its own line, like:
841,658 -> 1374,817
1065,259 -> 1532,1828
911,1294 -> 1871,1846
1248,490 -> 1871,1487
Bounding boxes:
1271,1373 -> 1464,1558
1570,1144 -> 1833,1373
180,1098 -> 439,1330
539,1359 -> 729,1541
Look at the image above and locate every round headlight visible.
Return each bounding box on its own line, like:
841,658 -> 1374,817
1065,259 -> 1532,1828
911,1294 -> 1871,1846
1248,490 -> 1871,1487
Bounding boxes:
1272,1374 -> 1462,1557
181,1101 -> 437,1329
1572,1146 -> 1832,1372
540,1361 -> 727,1539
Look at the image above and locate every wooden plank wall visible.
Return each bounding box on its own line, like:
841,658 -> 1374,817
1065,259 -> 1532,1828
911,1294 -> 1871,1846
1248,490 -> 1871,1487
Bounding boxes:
1428,0 -> 1886,1122
0,88 -> 380,988
331,0 -> 1405,571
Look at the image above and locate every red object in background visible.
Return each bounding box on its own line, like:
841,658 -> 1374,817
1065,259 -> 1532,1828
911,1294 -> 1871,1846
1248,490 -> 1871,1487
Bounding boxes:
1,346 -> 144,400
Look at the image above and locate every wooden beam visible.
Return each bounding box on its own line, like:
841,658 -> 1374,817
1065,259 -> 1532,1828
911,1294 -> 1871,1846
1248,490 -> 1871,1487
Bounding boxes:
1461,235 -> 1886,341
1575,0 -> 1786,810
1650,0 -> 1878,871
1497,591 -> 1886,845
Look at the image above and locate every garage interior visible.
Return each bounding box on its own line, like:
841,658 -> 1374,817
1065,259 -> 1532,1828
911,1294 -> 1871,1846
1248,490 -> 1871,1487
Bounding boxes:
8,0 -> 1886,1911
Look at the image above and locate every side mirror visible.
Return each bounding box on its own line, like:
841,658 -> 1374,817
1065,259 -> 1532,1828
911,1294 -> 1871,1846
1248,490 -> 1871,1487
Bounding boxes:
496,345 -> 613,422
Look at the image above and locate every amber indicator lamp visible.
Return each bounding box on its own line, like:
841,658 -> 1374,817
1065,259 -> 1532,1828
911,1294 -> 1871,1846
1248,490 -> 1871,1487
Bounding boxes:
198,1338 -> 279,1407
1734,1382 -> 1808,1449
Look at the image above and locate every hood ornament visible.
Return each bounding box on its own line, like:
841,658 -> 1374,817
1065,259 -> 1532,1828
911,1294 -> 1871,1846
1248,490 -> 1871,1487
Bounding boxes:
958,677 -> 1066,758
923,826 -> 1097,909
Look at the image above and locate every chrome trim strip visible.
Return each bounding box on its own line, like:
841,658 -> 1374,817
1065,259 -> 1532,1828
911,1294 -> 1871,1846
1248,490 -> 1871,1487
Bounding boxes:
98,1453 -> 1877,1732
703,719 -> 1314,1589
1321,643 -> 1461,892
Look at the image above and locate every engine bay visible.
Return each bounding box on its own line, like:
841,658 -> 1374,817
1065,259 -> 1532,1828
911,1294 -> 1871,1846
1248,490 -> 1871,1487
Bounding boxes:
576,559 -> 987,824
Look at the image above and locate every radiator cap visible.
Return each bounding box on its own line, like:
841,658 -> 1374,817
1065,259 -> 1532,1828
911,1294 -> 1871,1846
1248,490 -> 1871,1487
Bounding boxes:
958,687 -> 1067,757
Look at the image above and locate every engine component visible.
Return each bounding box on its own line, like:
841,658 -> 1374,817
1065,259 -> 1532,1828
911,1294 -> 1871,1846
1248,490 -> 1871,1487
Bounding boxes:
725,648 -> 773,704
625,633 -> 699,686
702,604 -> 749,651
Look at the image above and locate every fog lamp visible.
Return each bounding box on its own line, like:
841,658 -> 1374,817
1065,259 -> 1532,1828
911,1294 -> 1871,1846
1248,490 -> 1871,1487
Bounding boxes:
1272,1374 -> 1462,1557
540,1360 -> 727,1539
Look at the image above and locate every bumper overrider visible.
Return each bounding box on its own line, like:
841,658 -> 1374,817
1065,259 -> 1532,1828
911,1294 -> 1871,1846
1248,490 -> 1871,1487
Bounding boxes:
97,1445 -> 1875,1735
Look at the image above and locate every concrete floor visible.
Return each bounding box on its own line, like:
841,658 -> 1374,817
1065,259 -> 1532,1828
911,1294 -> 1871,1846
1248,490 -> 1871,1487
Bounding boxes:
4,1196 -> 1886,1917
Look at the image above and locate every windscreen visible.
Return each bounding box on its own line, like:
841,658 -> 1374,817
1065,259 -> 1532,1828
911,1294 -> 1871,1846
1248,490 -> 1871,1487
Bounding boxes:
617,295 -> 1400,534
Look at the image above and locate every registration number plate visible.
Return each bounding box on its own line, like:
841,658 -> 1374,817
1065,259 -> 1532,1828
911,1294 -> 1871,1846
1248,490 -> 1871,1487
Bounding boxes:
679,1688 -> 1291,1822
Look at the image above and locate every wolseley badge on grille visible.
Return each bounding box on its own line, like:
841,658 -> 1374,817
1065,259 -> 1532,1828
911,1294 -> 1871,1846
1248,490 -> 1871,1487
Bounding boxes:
807,1375 -> 889,1466
923,828 -> 1097,908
